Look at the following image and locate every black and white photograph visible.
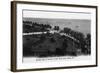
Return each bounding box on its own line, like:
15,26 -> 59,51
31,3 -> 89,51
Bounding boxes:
11,1 -> 97,71
23,10 -> 91,62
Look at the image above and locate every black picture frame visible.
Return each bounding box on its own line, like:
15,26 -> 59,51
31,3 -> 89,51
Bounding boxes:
11,1 -> 98,72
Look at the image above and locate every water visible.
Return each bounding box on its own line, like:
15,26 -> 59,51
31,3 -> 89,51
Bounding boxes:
23,18 -> 91,37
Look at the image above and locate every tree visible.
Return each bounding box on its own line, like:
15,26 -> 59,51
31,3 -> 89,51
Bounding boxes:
63,27 -> 71,34
54,26 -> 59,31
85,33 -> 91,54
86,33 -> 91,45
46,24 -> 52,29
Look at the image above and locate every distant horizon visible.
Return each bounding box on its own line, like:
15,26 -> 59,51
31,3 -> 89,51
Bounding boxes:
23,18 -> 91,36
